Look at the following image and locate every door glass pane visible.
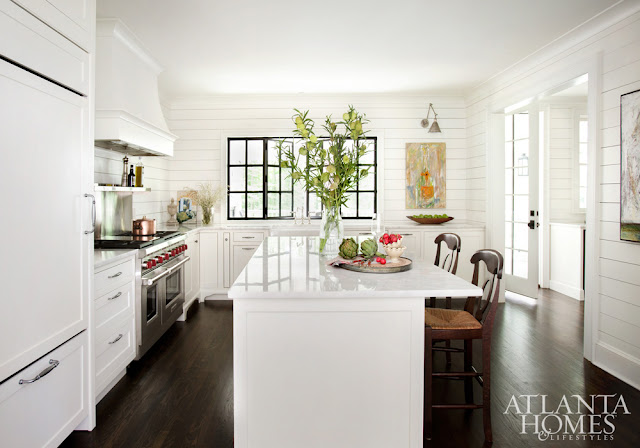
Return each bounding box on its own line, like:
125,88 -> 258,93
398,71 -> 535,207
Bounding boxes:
514,169 -> 529,195
505,169 -> 513,194
579,143 -> 587,164
505,222 -> 513,248
513,250 -> 528,278
579,120 -> 588,142
229,193 -> 246,218
505,196 -> 513,221
579,165 -> 587,187
166,270 -> 180,305
513,223 -> 529,251
505,142 -> 513,167
514,196 -> 529,222
514,113 -> 529,140
514,140 -> 529,162
229,167 -> 245,192
146,284 -> 157,321
247,167 -> 262,191
247,140 -> 263,164
504,248 -> 513,275
505,115 -> 513,141
247,193 -> 263,218
229,140 -> 246,164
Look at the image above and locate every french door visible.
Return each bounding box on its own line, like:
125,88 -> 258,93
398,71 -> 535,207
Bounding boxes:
504,105 -> 540,298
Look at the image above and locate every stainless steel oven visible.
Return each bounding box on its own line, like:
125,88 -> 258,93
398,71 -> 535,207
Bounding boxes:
136,236 -> 189,359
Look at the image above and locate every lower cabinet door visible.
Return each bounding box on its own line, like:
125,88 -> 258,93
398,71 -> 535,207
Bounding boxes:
0,332 -> 87,448
232,244 -> 259,284
95,319 -> 135,395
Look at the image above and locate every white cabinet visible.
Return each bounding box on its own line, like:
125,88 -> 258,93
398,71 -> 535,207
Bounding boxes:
0,332 -> 88,448
200,231 -> 220,297
0,1 -> 91,94
11,0 -> 95,51
0,58 -> 91,383
233,245 -> 260,282
421,229 -> 485,283
94,256 -> 136,401
181,232 -> 201,319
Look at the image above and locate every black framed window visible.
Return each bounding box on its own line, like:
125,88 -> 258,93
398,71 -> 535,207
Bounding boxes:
227,137 -> 377,220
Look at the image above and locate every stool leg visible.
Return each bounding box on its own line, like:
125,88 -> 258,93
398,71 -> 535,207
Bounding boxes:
482,336 -> 493,443
464,339 -> 473,403
424,327 -> 433,440
445,297 -> 452,365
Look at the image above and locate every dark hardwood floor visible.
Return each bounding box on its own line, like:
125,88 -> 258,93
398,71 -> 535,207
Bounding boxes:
62,291 -> 639,448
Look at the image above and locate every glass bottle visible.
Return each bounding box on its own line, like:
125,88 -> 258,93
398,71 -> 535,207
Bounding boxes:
135,157 -> 144,187
127,165 -> 135,187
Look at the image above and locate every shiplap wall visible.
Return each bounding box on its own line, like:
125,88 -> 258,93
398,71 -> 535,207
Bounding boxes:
547,100 -> 587,222
94,147 -> 171,223
163,94 -> 467,222
465,6 -> 640,388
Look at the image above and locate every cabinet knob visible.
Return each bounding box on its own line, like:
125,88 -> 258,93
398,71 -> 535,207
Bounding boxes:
195,240 -> 198,243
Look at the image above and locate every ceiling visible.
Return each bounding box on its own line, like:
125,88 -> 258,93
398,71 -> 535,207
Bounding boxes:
97,0 -> 618,99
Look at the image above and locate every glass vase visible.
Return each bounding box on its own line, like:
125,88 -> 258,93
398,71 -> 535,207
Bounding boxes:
319,206 -> 344,257
202,206 -> 213,226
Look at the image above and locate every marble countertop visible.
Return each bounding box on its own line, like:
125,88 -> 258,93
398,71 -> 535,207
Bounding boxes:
159,219 -> 485,234
228,236 -> 483,300
94,248 -> 138,269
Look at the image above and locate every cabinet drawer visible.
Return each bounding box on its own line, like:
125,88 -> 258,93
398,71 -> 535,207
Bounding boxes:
95,258 -> 135,295
0,332 -> 87,448
96,319 -> 135,392
95,282 -> 134,339
0,1 -> 90,94
233,231 -> 265,243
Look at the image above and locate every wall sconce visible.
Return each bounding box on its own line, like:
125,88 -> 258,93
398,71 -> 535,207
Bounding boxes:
420,103 -> 442,133
517,153 -> 529,176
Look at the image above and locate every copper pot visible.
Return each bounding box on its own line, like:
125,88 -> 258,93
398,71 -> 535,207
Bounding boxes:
132,216 -> 156,236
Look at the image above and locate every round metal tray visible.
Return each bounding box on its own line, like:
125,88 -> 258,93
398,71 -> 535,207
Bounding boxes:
336,257 -> 412,274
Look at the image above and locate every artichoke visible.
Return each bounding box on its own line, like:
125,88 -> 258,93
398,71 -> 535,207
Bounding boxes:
339,238 -> 358,259
360,238 -> 384,259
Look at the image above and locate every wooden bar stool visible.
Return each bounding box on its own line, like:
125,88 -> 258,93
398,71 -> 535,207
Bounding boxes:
424,249 -> 503,443
428,233 -> 461,309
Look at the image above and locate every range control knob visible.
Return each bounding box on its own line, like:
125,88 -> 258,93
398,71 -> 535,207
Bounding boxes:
156,256 -> 164,264
184,244 -> 188,251
164,253 -> 170,260
171,249 -> 177,256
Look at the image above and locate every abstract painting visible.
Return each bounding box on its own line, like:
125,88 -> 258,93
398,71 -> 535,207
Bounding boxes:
406,143 -> 446,209
621,89 -> 640,242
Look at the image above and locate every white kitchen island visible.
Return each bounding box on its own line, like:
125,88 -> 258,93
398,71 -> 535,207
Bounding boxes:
228,236 -> 483,448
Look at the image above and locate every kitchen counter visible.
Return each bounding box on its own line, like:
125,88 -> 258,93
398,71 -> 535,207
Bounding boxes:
94,249 -> 138,269
230,236 -> 481,448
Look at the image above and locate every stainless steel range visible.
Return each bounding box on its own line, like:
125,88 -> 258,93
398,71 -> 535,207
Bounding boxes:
135,235 -> 189,359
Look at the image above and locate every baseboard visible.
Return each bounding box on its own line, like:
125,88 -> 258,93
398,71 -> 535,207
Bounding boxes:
96,369 -> 127,404
549,280 -> 582,300
204,292 -> 230,300
594,341 -> 640,391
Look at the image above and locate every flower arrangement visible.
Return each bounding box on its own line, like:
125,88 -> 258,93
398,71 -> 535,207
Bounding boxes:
277,105 -> 372,255
184,182 -> 226,225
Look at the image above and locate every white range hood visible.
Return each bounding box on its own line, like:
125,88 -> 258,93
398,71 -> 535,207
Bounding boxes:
95,19 -> 176,157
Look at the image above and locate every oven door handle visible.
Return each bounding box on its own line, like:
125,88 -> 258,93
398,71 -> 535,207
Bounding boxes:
142,268 -> 172,286
167,255 -> 190,274
141,256 -> 190,286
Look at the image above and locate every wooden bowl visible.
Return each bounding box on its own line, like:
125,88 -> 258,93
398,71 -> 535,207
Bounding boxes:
406,216 -> 454,224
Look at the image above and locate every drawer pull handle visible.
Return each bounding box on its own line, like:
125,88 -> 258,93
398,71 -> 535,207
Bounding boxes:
241,247 -> 254,251
109,334 -> 123,345
241,236 -> 255,239
108,272 -> 123,279
19,359 -> 59,385
108,292 -> 122,301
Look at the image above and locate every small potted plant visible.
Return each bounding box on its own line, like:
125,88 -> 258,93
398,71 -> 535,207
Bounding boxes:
184,183 -> 226,226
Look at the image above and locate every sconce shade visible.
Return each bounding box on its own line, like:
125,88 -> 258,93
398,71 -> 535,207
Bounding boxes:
429,119 -> 441,133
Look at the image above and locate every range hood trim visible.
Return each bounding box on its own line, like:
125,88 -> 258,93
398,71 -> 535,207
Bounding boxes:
95,18 -> 176,157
